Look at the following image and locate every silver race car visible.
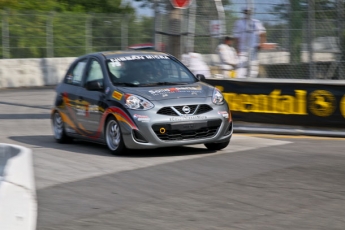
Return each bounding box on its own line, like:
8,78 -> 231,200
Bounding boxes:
51,50 -> 233,154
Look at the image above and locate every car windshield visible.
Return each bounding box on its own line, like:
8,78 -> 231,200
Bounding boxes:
106,55 -> 197,86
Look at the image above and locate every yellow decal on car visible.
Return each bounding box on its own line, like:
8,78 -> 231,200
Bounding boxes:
112,91 -> 123,100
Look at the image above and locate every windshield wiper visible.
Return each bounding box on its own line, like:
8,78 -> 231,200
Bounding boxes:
114,82 -> 191,87
134,82 -> 189,87
156,82 -> 190,85
113,82 -> 140,87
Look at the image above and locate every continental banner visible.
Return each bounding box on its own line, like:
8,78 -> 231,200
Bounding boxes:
205,79 -> 345,128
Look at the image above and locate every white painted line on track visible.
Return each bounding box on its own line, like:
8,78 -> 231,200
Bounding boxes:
33,135 -> 291,190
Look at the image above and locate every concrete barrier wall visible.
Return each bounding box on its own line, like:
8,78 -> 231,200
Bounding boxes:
0,52 -> 338,89
0,144 -> 36,230
0,57 -> 76,88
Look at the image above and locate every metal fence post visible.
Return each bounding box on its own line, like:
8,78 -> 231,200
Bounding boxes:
307,0 -> 315,79
246,0 -> 254,78
85,14 -> 93,54
46,11 -> 54,58
154,0 -> 159,50
121,15 -> 128,50
187,0 -> 196,53
214,0 -> 225,55
2,10 -> 10,59
169,7 -> 182,59
337,0 -> 344,79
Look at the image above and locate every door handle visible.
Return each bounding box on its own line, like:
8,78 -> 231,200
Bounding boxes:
79,96 -> 84,101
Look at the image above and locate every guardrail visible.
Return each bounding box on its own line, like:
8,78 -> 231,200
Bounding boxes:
0,144 -> 37,230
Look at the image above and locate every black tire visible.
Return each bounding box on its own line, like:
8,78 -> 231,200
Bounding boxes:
52,111 -> 73,143
105,116 -> 126,155
204,140 -> 230,151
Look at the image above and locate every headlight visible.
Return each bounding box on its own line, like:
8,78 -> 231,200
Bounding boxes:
212,88 -> 224,105
125,94 -> 154,110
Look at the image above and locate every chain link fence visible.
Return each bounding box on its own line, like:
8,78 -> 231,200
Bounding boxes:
0,10 -> 153,59
1,0 -> 344,80
155,0 -> 345,80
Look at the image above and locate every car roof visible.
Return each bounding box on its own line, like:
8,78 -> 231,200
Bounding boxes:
100,50 -> 170,59
128,43 -> 154,50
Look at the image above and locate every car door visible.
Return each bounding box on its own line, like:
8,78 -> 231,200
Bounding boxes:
59,58 -> 88,134
77,57 -> 106,136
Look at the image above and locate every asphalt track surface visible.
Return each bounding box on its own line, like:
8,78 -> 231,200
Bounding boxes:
1,87 -> 345,230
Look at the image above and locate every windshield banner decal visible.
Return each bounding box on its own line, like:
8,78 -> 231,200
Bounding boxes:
109,55 -> 169,62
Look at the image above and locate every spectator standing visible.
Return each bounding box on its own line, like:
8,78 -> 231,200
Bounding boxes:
233,7 -> 266,78
181,51 -> 211,78
216,36 -> 239,78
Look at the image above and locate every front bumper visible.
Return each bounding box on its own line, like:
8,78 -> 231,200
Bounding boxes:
119,97 -> 232,149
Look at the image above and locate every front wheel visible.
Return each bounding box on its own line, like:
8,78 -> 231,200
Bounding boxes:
105,117 -> 126,155
204,140 -> 230,151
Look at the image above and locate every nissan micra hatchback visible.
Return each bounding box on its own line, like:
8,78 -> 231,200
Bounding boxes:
51,50 -> 233,154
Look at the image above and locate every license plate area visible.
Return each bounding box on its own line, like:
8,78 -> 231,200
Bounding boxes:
171,121 -> 207,131
152,119 -> 222,141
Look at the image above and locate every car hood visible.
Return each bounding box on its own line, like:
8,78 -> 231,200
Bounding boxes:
117,82 -> 213,101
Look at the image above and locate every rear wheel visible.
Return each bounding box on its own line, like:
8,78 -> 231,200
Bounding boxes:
204,140 -> 229,151
105,117 -> 126,155
52,111 -> 73,143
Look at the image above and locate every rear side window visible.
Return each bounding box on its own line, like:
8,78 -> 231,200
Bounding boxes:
65,59 -> 87,86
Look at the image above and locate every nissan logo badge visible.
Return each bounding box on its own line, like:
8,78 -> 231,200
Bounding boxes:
182,105 -> 191,114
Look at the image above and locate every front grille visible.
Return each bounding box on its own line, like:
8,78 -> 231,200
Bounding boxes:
156,107 -> 177,116
155,127 -> 219,141
195,104 -> 213,114
157,104 -> 213,116
152,119 -> 221,141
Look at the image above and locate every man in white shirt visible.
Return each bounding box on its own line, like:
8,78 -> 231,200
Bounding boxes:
233,7 -> 266,78
216,36 -> 239,78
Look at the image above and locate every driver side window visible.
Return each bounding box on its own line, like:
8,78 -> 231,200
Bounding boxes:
85,59 -> 104,85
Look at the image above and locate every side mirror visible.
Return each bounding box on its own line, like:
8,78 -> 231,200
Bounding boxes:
196,74 -> 206,81
85,80 -> 103,91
